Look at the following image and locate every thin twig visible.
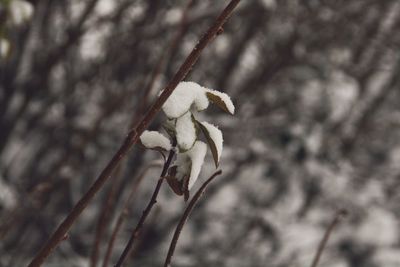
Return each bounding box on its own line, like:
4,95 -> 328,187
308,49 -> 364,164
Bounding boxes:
114,141 -> 177,267
128,206 -> 161,264
101,162 -> 162,267
27,1 -> 241,266
163,170 -> 222,267
310,209 -> 348,267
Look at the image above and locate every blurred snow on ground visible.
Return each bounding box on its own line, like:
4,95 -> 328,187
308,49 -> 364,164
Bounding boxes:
95,0 -> 115,16
356,207 -> 398,246
327,71 -> 359,123
164,8 -> 182,25
80,24 -> 111,59
261,0 -> 277,10
373,248 -> 400,267
207,184 -> 240,214
0,177 -> 17,210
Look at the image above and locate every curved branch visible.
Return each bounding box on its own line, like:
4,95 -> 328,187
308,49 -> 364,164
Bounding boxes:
114,141 -> 176,267
101,162 -> 161,267
163,170 -> 222,267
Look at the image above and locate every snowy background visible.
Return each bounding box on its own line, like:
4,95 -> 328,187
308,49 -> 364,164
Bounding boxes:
1,0 -> 400,266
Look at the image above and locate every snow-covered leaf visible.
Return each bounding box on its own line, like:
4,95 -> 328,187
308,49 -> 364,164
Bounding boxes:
205,89 -> 235,115
174,141 -> 207,191
176,112 -> 197,151
186,141 -> 207,189
193,89 -> 209,111
162,81 -> 208,118
197,121 -> 223,167
140,130 -> 171,151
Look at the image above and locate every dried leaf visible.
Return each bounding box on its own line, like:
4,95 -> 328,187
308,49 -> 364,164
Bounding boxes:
166,176 -> 184,196
197,121 -> 221,167
206,91 -> 234,115
165,166 -> 183,196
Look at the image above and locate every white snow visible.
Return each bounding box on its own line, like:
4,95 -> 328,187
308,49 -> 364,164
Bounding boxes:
186,141 -> 207,189
176,112 -> 196,151
261,0 -> 277,9
356,207 -> 398,246
0,178 -> 17,210
0,39 -> 10,58
200,121 -> 223,163
175,141 -> 207,190
162,81 -> 209,118
140,130 -> 171,151
9,0 -> 34,25
193,88 -> 209,111
205,88 -> 235,115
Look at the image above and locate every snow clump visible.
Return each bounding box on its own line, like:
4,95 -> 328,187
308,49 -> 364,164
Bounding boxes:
140,130 -> 171,151
140,81 -> 235,197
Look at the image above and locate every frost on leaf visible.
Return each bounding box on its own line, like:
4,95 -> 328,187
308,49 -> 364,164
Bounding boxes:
174,141 -> 207,190
205,89 -> 235,115
162,81 -> 209,118
176,112 -> 197,151
197,121 -> 223,167
140,130 -> 171,151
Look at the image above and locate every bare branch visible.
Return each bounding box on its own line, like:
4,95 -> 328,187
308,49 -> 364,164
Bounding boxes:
163,170 -> 223,267
114,140 -> 177,267
101,162 -> 162,267
310,209 -> 348,267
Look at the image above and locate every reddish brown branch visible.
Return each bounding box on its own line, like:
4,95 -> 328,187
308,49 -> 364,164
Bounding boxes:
101,162 -> 162,267
310,209 -> 348,267
114,142 -> 176,267
27,1 -> 241,266
127,206 -> 161,264
163,170 -> 222,267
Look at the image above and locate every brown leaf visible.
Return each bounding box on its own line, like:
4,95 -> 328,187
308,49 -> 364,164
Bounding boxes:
206,91 -> 234,115
197,121 -> 219,167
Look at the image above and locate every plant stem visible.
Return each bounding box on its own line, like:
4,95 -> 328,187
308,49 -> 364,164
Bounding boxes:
27,1 -> 241,266
101,162 -> 161,267
163,170 -> 222,267
310,209 -> 348,267
114,143 -> 176,267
